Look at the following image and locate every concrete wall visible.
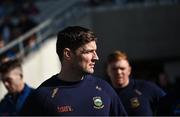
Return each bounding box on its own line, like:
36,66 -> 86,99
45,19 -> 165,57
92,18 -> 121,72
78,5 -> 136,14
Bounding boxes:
90,4 -> 180,76
22,37 -> 60,88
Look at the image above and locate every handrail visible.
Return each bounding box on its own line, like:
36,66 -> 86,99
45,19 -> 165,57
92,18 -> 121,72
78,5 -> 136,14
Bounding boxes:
0,19 -> 52,54
0,0 -> 83,58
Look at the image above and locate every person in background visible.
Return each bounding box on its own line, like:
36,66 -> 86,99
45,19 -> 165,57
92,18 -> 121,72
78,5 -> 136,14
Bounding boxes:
157,77 -> 180,116
21,26 -> 127,116
0,59 -> 34,116
105,50 -> 166,116
156,71 -> 172,93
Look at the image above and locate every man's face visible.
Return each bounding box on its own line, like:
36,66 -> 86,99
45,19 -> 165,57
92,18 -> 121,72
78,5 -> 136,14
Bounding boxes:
107,59 -> 131,88
2,68 -> 23,93
72,41 -> 99,74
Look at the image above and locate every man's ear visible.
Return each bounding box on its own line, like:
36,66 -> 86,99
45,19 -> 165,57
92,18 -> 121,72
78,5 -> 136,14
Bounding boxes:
20,73 -> 23,79
63,48 -> 72,60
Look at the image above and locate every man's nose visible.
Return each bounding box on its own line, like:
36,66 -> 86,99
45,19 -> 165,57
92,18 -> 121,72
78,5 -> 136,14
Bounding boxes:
117,69 -> 122,74
93,51 -> 99,61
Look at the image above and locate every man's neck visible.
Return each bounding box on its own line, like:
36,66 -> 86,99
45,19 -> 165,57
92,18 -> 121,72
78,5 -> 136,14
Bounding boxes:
58,69 -> 84,82
115,79 -> 130,89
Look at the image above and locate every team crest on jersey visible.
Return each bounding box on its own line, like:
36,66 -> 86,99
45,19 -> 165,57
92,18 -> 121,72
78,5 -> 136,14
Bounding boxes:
93,97 -> 104,109
130,97 -> 140,108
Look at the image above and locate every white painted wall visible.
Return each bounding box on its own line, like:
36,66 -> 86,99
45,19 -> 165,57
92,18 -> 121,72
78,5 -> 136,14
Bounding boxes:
0,37 -> 60,100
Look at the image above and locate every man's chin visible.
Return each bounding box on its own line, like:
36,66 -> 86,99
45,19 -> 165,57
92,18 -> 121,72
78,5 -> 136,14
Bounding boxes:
8,90 -> 15,94
83,70 -> 94,75
88,70 -> 94,74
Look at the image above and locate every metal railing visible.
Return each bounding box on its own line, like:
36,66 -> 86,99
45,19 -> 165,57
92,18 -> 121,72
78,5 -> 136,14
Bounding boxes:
0,0 -> 86,60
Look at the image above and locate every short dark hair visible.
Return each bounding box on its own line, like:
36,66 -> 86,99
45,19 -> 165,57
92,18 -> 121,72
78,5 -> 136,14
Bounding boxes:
56,26 -> 97,61
0,59 -> 22,75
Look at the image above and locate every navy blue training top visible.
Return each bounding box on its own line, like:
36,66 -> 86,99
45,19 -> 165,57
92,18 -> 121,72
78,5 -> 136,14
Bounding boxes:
0,84 -> 34,116
21,74 -> 127,116
115,78 -> 165,116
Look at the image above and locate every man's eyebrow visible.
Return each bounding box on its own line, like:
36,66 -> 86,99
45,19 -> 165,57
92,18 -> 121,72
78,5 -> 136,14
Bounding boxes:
81,48 -> 96,53
79,49 -> 89,53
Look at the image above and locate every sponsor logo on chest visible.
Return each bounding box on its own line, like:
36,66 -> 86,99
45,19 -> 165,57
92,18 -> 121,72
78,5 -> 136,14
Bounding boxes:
57,105 -> 73,113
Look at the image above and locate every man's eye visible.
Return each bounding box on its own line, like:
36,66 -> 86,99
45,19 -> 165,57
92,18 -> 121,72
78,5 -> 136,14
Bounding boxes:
82,50 -> 91,54
85,51 -> 91,54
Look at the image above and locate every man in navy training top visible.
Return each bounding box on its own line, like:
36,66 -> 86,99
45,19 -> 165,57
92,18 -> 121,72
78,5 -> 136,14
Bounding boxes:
105,50 -> 166,116
0,59 -> 34,116
21,26 -> 127,116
